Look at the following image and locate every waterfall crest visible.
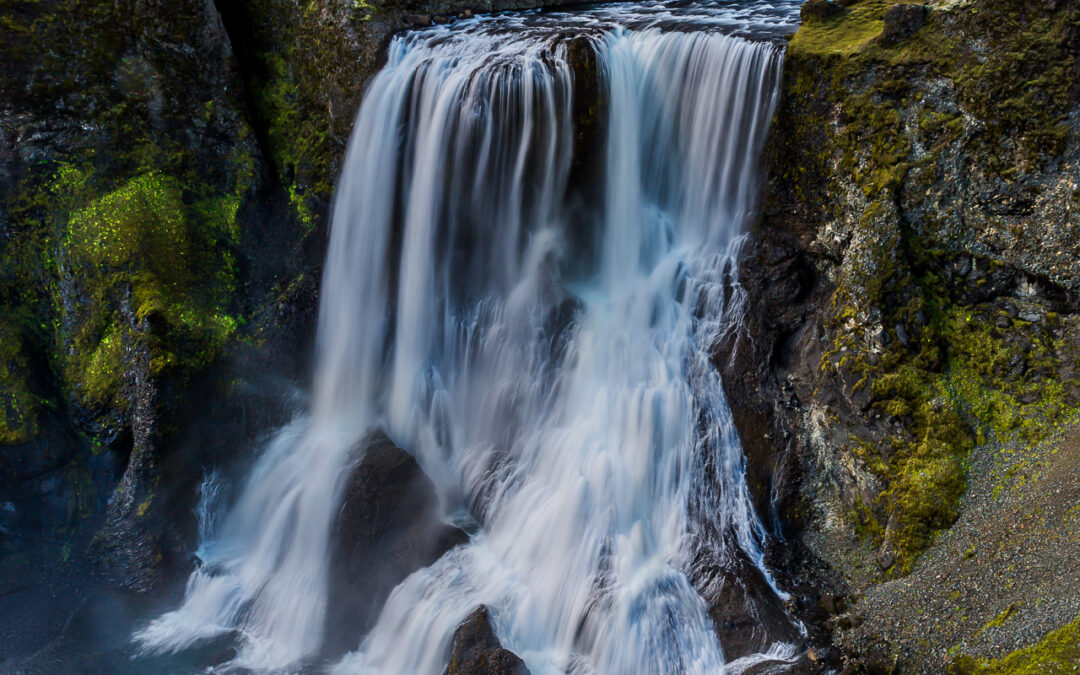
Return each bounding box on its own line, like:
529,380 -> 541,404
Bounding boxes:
136,2 -> 803,673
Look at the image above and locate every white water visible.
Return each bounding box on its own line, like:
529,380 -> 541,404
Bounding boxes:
137,2 -> 802,673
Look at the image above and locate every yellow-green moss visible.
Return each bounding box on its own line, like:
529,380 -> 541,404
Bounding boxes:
67,172 -> 189,271
55,168 -> 241,411
0,318 -> 40,444
788,0 -> 896,57
980,603 -> 1019,634
76,322 -> 131,409
951,614 -> 1080,674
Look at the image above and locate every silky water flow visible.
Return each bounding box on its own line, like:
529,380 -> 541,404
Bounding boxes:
137,2 -> 805,673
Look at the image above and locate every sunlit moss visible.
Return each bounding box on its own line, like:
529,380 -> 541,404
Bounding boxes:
56,169 -> 241,411
788,0 -> 894,57
67,171 -> 189,271
950,614 -> 1080,674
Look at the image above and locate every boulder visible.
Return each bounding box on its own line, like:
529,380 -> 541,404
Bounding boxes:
444,606 -> 529,675
324,431 -> 468,657
692,548 -> 805,663
800,0 -> 846,22
876,4 -> 929,46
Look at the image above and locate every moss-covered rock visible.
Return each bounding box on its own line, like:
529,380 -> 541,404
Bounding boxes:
57,169 -> 240,415
732,0 -> 1080,669
0,0 -> 267,583
762,0 -> 1080,571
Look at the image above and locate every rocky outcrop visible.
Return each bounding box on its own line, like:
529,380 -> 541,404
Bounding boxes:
444,606 -> 530,675
325,432 -> 468,657
89,317 -> 178,593
0,0 -> 278,589
694,554 -> 808,664
730,0 -> 1080,670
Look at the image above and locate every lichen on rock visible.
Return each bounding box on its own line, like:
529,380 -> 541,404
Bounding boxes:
736,0 -> 1080,669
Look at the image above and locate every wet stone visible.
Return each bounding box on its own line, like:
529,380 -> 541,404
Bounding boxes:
444,606 -> 530,675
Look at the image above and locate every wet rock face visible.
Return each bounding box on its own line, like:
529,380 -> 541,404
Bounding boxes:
444,606 -> 530,675
693,550 -> 805,663
325,432 -> 468,657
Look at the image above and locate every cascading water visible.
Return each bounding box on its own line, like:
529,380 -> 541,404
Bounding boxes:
137,2 -> 804,673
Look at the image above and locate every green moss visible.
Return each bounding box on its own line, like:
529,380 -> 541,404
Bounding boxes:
77,323 -> 130,409
980,603 -> 1019,634
0,317 -> 40,444
947,309 -> 1078,445
951,614 -> 1080,674
67,172 -> 189,271
54,168 -> 241,412
788,0 -> 893,57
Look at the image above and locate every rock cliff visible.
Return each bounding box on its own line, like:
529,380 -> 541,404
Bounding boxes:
727,0 -> 1080,670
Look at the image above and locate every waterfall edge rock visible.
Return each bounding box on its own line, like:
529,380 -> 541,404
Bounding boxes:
444,606 -> 530,675
325,432 -> 468,657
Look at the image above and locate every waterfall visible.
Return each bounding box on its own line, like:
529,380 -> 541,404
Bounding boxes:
136,2 -> 802,673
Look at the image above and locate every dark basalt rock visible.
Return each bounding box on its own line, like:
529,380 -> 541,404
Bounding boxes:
691,544 -> 807,665
444,605 -> 530,675
800,0 -> 845,23
324,431 -> 468,657
91,320 -> 184,594
876,4 -> 929,46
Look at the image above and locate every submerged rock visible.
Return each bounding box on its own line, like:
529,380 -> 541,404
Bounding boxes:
444,606 -> 530,675
324,431 -> 468,657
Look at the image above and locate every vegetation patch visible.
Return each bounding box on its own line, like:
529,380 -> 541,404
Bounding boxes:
780,0 -> 1080,575
57,169 -> 241,412
789,0 -> 903,57
949,614 -> 1080,674
0,316 -> 41,445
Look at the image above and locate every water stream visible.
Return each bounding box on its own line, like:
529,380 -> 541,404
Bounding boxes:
137,2 -> 804,672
